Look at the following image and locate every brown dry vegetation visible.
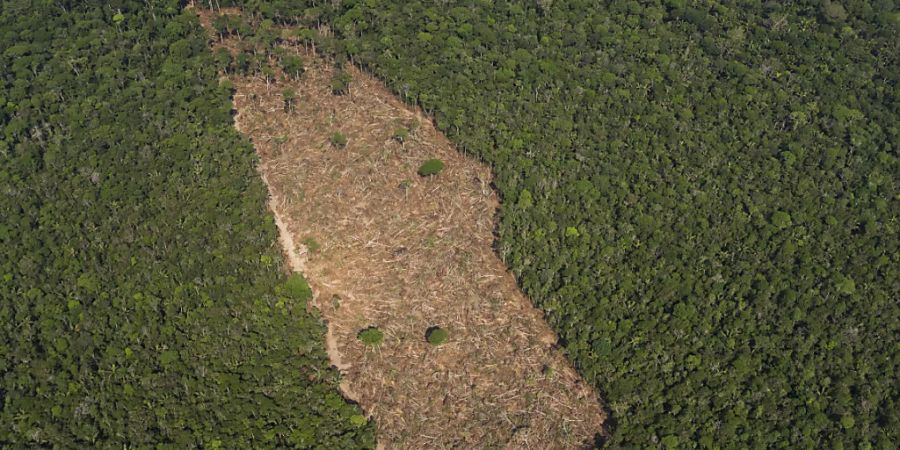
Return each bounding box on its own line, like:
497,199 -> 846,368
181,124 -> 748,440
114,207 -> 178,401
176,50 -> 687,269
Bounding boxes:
197,8 -> 605,449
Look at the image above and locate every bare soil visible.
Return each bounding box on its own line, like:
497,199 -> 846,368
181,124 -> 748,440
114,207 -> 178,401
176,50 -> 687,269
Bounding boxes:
198,8 -> 606,449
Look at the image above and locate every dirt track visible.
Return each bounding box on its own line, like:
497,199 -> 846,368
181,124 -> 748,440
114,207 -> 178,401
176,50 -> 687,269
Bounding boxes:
201,9 -> 606,448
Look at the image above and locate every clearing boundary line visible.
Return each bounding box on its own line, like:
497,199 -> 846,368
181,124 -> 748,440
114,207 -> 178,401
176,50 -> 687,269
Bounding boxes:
198,8 -> 606,449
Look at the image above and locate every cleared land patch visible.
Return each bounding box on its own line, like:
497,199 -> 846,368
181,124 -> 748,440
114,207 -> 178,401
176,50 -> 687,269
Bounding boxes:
199,9 -> 605,448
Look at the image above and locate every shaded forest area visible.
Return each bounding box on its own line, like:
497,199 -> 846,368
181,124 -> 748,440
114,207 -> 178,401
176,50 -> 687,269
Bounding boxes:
217,0 -> 899,448
0,1 -> 374,447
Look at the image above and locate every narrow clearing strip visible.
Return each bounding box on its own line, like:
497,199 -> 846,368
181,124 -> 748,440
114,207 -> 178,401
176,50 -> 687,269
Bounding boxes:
256,168 -> 352,374
202,10 -> 606,448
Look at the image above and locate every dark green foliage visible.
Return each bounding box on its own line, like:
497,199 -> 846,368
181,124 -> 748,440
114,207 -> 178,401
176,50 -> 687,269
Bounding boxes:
0,2 -> 374,448
261,65 -> 276,85
212,13 -> 248,41
425,327 -> 449,346
281,54 -> 304,80
283,273 -> 312,301
357,327 -> 384,346
417,159 -> 445,177
235,50 -> 252,75
330,131 -> 347,148
393,127 -> 409,143
822,1 -> 849,22
282,87 -> 296,112
222,0 -> 898,448
303,237 -> 321,253
771,211 -> 793,229
214,47 -> 233,73
331,69 -> 352,95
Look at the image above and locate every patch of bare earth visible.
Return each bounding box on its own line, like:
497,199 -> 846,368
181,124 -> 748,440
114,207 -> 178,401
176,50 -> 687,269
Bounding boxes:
197,9 -> 605,449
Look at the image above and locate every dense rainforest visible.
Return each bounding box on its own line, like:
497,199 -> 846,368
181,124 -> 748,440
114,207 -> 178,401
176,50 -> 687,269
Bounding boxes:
218,0 -> 899,448
2,0 -> 897,448
0,1 -> 374,447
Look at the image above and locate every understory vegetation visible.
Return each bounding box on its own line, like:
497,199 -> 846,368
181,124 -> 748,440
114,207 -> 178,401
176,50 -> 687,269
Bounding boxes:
0,1 -> 373,447
218,0 -> 898,448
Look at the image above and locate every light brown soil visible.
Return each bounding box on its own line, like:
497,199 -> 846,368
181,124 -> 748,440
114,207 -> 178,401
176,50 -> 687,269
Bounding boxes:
197,8 -> 605,449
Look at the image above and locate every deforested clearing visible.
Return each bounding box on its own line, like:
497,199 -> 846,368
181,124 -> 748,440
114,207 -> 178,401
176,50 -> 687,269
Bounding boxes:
198,8 -> 605,449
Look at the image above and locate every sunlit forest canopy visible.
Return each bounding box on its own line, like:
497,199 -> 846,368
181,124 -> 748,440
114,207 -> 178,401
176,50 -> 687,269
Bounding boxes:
1,0 -> 897,448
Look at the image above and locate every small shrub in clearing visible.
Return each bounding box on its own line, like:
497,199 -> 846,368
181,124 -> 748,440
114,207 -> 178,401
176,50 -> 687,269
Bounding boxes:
425,326 -> 449,346
331,70 -> 352,95
393,127 -> 409,143
303,237 -> 321,253
357,327 -> 384,346
282,88 -> 296,112
330,132 -> 347,148
417,159 -> 444,177
281,55 -> 304,80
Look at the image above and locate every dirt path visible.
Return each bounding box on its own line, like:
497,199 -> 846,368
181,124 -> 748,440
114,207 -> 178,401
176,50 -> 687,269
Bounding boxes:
200,10 -> 605,448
